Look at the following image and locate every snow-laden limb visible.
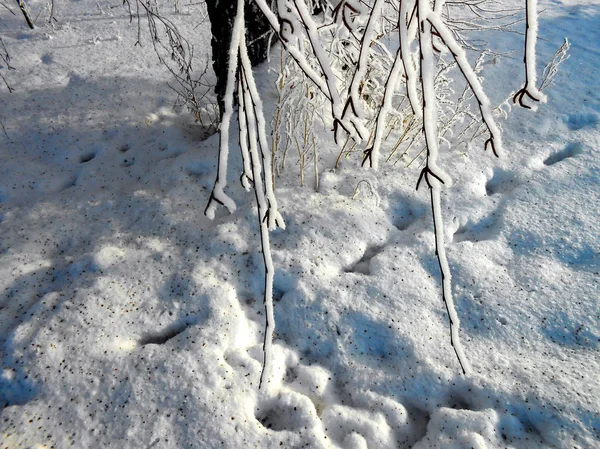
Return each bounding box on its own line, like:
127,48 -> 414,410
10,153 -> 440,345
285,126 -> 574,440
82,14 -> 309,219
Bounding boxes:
238,76 -> 254,191
239,30 -> 285,231
365,0 -> 422,169
514,0 -> 547,110
363,46 -> 405,169
256,202 -> 276,392
332,0 -> 371,35
238,63 -> 277,391
222,6 -> 283,389
204,0 -> 245,219
428,13 -> 504,157
204,0 -> 281,389
253,0 -> 332,101
291,0 -> 353,143
433,0 -> 445,13
417,0 -> 468,374
400,0 -> 422,119
276,0 -> 302,45
417,0 -> 451,189
344,0 -> 385,144
430,188 -> 470,375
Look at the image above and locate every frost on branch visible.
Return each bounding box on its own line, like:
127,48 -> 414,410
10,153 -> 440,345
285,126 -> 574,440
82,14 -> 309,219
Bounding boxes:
539,38 -> 570,93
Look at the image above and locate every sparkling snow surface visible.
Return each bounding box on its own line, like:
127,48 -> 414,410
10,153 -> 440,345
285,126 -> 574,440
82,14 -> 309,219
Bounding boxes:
1,0 -> 599,448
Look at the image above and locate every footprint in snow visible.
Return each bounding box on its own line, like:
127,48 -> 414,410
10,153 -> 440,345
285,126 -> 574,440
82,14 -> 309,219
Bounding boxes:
60,176 -> 77,191
138,322 -> 191,346
391,198 -> 427,231
453,208 -> 503,243
345,245 -> 385,275
564,112 -> 599,131
543,142 -> 583,166
485,168 -> 517,196
79,151 -> 96,163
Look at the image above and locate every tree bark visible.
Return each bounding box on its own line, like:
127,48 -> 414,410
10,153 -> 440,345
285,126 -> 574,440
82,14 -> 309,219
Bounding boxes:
206,0 -> 272,116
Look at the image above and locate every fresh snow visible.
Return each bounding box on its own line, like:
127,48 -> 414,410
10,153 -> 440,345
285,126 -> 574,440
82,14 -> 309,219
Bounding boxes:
1,0 -> 599,448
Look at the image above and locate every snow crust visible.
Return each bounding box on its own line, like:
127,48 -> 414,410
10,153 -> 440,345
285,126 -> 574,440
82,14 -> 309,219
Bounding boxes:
1,0 -> 599,448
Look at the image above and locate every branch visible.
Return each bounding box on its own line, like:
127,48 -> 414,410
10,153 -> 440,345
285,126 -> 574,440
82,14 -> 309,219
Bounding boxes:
239,58 -> 279,392
239,30 -> 285,231
253,0 -> 332,101
363,43 -> 406,169
291,0 -> 345,138
344,0 -> 384,143
513,0 -> 546,109
237,73 -> 254,191
204,0 -> 246,219
400,0 -> 422,118
418,0 -> 469,375
428,12 -> 504,157
0,37 -> 14,92
15,0 -> 34,29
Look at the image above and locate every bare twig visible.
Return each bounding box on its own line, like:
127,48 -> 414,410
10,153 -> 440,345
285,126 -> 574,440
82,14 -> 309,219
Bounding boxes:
15,0 -> 34,29
0,37 -> 15,92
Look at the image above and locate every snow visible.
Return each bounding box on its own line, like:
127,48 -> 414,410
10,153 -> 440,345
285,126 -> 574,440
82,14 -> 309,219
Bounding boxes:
1,0 -> 599,448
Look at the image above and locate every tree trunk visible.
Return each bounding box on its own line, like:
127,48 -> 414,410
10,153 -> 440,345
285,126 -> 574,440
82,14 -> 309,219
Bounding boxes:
206,0 -> 272,116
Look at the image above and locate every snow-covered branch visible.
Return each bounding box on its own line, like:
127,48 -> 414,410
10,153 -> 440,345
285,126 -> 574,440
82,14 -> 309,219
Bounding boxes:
253,0 -> 333,100
513,0 -> 547,109
417,0 -> 468,374
400,0 -> 421,119
343,0 -> 385,144
428,12 -> 504,157
204,0 -> 246,219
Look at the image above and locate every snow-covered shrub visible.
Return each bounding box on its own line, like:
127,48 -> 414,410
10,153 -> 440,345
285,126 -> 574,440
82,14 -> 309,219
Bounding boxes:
271,46 -> 328,189
269,0 -> 526,176
204,0 -> 564,388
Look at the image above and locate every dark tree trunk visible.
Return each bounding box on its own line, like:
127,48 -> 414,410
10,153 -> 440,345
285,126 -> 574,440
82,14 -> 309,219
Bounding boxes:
206,0 -> 272,116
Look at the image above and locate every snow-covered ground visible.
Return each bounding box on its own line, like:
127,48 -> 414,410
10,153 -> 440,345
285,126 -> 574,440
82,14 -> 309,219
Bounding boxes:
1,0 -> 599,448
